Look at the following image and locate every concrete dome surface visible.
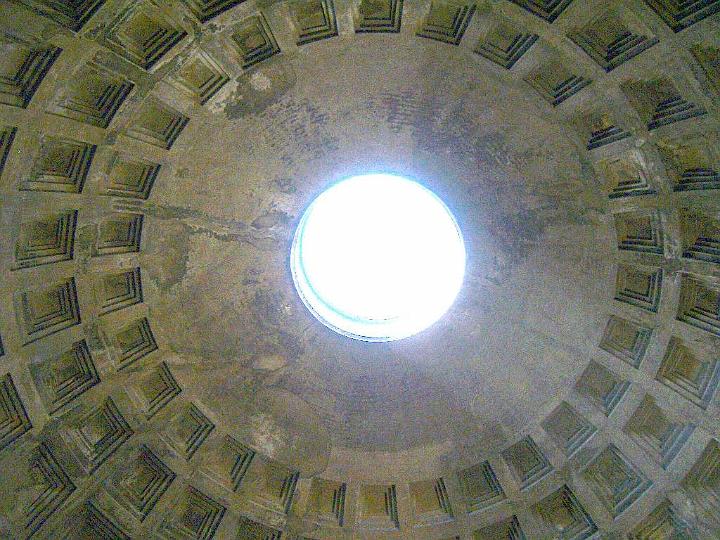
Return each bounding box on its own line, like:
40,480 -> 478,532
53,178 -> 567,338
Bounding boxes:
0,0 -> 719,538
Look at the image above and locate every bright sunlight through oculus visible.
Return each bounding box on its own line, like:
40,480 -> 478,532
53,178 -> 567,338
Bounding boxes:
291,174 -> 466,342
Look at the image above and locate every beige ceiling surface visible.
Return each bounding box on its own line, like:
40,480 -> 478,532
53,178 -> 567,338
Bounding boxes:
0,0 -> 719,538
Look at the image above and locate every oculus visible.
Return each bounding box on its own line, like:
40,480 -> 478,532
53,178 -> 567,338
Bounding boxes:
291,174 -> 465,341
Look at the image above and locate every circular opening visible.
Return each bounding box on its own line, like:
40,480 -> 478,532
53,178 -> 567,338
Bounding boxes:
291,174 -> 466,342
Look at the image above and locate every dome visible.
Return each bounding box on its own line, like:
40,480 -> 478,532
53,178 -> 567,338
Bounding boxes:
0,0 -> 719,538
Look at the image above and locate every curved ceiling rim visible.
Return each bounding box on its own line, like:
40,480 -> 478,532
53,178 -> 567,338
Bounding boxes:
0,0 -> 716,536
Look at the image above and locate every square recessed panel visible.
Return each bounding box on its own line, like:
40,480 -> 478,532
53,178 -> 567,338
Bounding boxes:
629,500 -> 694,539
614,265 -> 662,313
457,460 -> 505,512
127,100 -> 189,149
16,277 -> 81,344
410,478 -> 453,524
621,77 -> 706,130
0,37 -> 62,108
103,444 -> 176,521
231,14 -> 281,69
203,435 -> 255,491
94,214 -> 144,256
14,0 -> 107,31
14,210 -> 78,270
0,374 -> 33,451
309,478 -> 347,526
99,268 -> 143,315
475,20 -> 538,69
181,0 -> 245,23
417,0 -> 476,45
692,44 -> 720,97
135,362 -> 181,418
680,210 -> 720,265
624,395 -> 694,469
357,484 -> 399,529
105,156 -> 160,200
583,445 -> 652,517
175,53 -> 229,104
524,61 -> 592,106
574,110 -> 630,150
473,516 -> 526,540
159,485 -> 226,539
501,436 -> 553,489
599,150 -> 656,199
23,138 -> 96,193
49,62 -> 133,127
576,361 -> 631,415
293,0 -> 338,45
64,502 -> 132,539
508,0 -> 574,23
533,485 -> 597,538
677,276 -> 720,337
568,14 -> 657,72
236,516 -> 283,539
657,337 -> 720,410
643,0 -> 720,32
356,0 -> 403,32
681,439 -> 720,526
656,134 -> 720,192
30,339 -> 100,413
112,317 -> 157,369
614,211 -> 664,255
599,315 -> 652,368
105,4 -> 187,70
542,402 -> 596,457
161,402 -> 215,460
26,442 -> 76,537
59,397 -> 133,473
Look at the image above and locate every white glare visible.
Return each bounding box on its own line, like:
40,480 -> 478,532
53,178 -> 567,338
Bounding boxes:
291,174 -> 466,341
